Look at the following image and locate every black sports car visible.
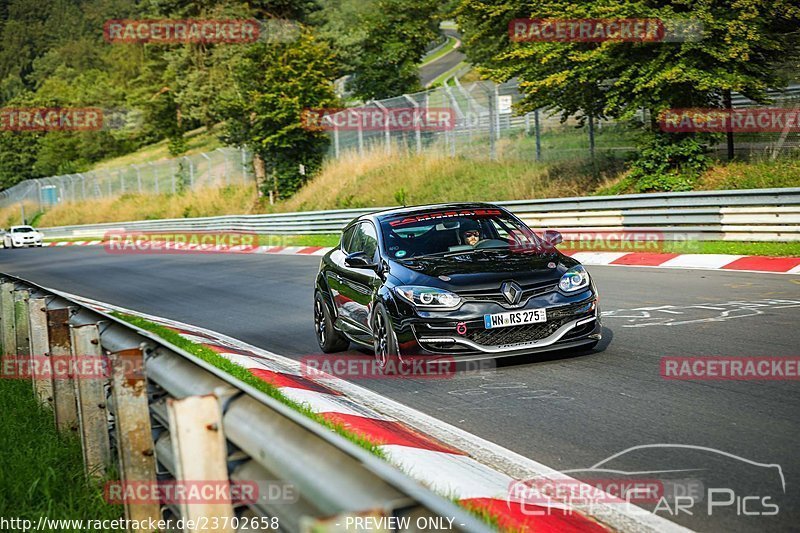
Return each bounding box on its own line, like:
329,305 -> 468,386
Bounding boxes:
314,203 -> 602,370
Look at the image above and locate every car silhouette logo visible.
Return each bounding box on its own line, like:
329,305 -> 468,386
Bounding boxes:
501,281 -> 522,305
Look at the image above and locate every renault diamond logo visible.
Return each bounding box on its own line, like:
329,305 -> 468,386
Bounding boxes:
501,281 -> 522,305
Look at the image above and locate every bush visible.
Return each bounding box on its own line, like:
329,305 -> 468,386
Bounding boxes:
628,134 -> 715,192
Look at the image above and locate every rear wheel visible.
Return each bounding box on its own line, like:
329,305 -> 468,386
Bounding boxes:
372,303 -> 402,374
314,292 -> 349,353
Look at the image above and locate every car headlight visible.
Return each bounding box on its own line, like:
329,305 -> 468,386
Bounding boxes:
395,286 -> 462,309
559,265 -> 590,292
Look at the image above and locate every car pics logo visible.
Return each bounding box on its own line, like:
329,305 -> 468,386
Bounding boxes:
388,209 -> 503,227
301,107 -> 456,132
103,231 -> 259,254
508,444 -> 784,518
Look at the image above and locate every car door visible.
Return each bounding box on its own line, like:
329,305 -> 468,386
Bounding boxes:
338,221 -> 381,333
328,224 -> 356,321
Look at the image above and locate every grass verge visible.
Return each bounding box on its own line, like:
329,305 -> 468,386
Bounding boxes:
110,312 -> 385,458
90,126 -> 222,170
0,378 -> 123,530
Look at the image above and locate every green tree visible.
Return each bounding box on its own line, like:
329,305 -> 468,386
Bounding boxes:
456,0 -> 800,190
218,29 -> 339,198
349,0 -> 441,100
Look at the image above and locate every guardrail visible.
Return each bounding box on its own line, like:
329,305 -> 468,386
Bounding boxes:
39,187 -> 800,242
0,273 -> 492,533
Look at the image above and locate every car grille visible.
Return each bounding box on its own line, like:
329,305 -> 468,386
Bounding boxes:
466,301 -> 588,346
459,280 -> 557,307
467,320 -> 564,346
414,301 -> 593,350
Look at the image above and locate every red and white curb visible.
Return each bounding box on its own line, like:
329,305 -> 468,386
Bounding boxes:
43,240 -> 800,274
57,290 -> 690,533
560,250 -> 800,274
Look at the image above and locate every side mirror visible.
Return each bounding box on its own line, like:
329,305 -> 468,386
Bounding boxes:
345,251 -> 377,269
543,229 -> 563,247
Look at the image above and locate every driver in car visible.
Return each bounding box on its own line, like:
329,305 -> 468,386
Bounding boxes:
461,220 -> 482,246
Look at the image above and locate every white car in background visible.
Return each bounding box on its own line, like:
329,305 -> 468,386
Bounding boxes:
3,225 -> 44,248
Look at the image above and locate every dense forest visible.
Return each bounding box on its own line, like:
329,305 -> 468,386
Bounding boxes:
0,0 -> 445,195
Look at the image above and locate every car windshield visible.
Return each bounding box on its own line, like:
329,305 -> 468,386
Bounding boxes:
12,227 -> 34,233
379,208 -> 543,259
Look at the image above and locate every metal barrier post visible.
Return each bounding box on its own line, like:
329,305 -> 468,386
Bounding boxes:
71,324 -> 111,478
135,165 -> 143,193
372,101 -> 391,155
1,281 -> 16,357
109,347 -> 161,530
28,297 -> 53,406
354,109 -> 364,156
47,307 -> 79,432
403,95 -> 422,153
13,289 -> 30,375
480,84 -> 497,161
168,394 -> 236,532
149,162 -> 159,195
241,147 -> 248,183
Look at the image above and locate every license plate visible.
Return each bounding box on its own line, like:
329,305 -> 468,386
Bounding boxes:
484,309 -> 547,329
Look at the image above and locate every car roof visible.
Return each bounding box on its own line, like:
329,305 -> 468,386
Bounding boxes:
10,225 -> 34,229
357,202 -> 505,224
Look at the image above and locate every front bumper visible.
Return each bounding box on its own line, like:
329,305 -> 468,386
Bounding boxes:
10,237 -> 42,247
391,287 -> 601,361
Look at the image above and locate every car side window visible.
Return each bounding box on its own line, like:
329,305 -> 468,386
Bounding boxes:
340,225 -> 356,253
350,222 -> 379,262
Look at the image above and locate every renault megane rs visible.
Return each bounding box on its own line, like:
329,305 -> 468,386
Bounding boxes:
313,203 -> 602,370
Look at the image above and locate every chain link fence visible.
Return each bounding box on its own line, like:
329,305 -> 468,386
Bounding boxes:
324,79 -> 800,162
2,80 -> 798,216
0,147 -> 253,211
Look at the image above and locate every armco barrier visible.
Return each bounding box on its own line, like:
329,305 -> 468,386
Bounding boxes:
0,273 -> 492,533
39,187 -> 800,242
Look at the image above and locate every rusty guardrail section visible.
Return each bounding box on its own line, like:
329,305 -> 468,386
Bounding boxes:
0,273 -> 491,533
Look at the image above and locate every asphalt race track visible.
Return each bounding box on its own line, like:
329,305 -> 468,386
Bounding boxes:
2,246 -> 799,532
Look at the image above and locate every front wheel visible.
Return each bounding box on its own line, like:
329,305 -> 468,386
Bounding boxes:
372,303 -> 403,374
314,292 -> 349,353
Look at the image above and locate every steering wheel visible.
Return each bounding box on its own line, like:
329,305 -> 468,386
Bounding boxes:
474,238 -> 509,249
